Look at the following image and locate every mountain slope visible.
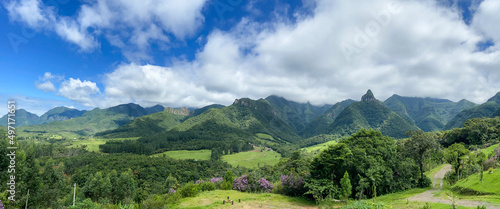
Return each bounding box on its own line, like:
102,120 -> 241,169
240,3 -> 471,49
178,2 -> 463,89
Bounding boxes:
0,109 -> 39,127
265,95 -> 331,134
384,95 -> 476,132
327,90 -> 420,138
170,98 -> 301,143
18,103 -> 163,136
301,99 -> 356,137
95,107 -> 191,138
445,92 -> 500,129
37,107 -> 87,125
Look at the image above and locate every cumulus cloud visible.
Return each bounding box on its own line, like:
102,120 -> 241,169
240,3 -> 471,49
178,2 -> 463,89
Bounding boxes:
471,0 -> 500,47
35,72 -> 59,92
58,78 -> 101,106
4,0 -> 207,57
34,0 -> 500,108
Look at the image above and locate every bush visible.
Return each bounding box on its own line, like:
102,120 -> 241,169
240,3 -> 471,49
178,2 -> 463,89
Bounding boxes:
418,176 -> 432,188
210,177 -> 223,189
281,171 -> 306,196
180,183 -> 200,198
422,202 -> 431,209
257,178 -> 273,193
272,181 -> 284,194
444,171 -> 457,185
488,167 -> 494,174
220,171 -> 235,190
199,181 -> 216,192
233,175 -> 250,192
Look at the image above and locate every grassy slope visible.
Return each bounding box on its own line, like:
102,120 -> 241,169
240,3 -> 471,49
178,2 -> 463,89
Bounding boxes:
452,169 -> 500,195
301,140 -> 337,153
481,143 -> 499,156
151,150 -> 212,160
221,148 -> 281,168
176,190 -> 315,209
68,137 -> 140,152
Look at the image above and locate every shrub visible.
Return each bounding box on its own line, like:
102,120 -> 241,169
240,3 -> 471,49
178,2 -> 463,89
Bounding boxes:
233,175 -> 250,192
257,178 -> 273,193
220,171 -> 235,190
422,202 -> 431,209
210,177 -> 223,189
281,171 -> 306,196
199,181 -> 216,192
272,181 -> 284,194
180,183 -> 200,198
418,176 -> 432,188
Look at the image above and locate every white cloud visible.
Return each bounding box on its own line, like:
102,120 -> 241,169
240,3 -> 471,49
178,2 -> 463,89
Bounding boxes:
35,81 -> 56,92
34,0 -> 500,108
471,0 -> 500,47
4,0 -> 207,59
58,78 -> 101,106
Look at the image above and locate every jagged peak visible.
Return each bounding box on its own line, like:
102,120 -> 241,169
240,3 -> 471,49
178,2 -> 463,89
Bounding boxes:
361,89 -> 377,102
164,107 -> 191,116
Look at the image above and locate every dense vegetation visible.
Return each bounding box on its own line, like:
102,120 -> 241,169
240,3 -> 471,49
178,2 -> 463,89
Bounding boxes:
2,91 -> 500,208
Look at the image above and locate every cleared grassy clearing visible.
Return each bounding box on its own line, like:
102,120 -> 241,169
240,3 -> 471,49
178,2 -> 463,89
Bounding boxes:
221,148 -> 281,168
152,150 -> 212,160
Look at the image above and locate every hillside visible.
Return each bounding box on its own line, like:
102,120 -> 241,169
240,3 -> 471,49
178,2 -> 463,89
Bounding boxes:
95,107 -> 188,138
18,103 -> 164,137
0,109 -> 39,127
445,92 -> 500,129
37,106 -> 87,125
385,95 -> 476,132
326,90 -> 420,138
301,99 -> 356,137
265,95 -> 332,134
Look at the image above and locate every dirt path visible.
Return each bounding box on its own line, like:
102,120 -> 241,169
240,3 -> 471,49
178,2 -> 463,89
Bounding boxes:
409,164 -> 500,209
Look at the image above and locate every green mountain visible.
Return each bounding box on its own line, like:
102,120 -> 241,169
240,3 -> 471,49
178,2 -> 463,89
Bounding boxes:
265,95 -> 332,134
191,104 -> 225,117
301,99 -> 356,137
18,103 -> 164,137
326,90 -> 420,138
384,95 -> 476,132
169,98 -> 301,143
37,106 -> 87,125
445,92 -> 500,129
0,109 -> 39,127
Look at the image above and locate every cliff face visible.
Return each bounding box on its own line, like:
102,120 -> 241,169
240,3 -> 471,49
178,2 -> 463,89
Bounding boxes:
164,107 -> 191,116
361,89 -> 377,102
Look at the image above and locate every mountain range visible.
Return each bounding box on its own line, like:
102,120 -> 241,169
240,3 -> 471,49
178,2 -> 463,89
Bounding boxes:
5,90 -> 500,147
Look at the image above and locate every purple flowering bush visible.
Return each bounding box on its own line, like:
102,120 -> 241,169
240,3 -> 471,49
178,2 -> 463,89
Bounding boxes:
168,188 -> 176,194
257,178 -> 273,193
280,171 -> 306,196
233,175 -> 250,192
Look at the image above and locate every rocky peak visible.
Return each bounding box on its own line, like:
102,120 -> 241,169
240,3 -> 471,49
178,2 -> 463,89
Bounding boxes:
164,107 -> 191,116
233,98 -> 253,107
361,89 -> 377,102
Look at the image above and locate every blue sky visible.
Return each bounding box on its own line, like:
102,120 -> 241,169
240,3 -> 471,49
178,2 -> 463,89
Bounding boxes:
1,0 -> 499,115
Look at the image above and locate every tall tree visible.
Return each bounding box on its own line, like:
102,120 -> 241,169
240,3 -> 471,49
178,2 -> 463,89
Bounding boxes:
404,130 -> 438,181
444,143 -> 470,181
340,171 -> 352,205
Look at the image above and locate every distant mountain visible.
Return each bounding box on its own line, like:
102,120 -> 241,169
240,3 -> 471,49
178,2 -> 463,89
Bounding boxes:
0,109 -> 39,127
96,107 -> 188,138
18,103 -> 164,136
384,95 -> 476,132
145,105 -> 165,114
166,98 -> 301,143
301,99 -> 356,137
38,106 -> 87,125
326,90 -> 420,138
191,104 -> 225,117
445,92 -> 500,129
265,95 -> 332,134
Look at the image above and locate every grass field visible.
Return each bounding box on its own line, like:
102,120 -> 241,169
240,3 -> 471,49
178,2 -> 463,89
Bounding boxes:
452,169 -> 500,195
221,148 -> 281,168
67,137 -> 139,152
175,190 -> 315,209
301,140 -> 337,153
481,143 -> 499,156
152,150 -> 212,160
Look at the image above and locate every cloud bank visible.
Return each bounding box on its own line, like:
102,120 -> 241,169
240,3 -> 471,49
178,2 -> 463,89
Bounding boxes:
24,0 -> 500,108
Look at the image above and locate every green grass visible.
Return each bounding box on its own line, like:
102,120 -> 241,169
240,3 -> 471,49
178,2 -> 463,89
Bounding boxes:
301,140 -> 337,153
175,190 -> 315,209
372,187 -> 475,209
481,143 -> 499,156
452,169 -> 500,195
221,148 -> 281,168
67,137 -> 139,152
152,150 -> 212,160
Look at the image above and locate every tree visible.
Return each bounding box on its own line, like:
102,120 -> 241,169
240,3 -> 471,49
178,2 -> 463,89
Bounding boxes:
444,143 -> 470,181
340,171 -> 352,205
356,175 -> 369,200
404,130 -> 438,182
220,170 -> 235,190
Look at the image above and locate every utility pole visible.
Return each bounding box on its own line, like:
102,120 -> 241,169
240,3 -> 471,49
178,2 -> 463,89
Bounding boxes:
73,183 -> 76,206
25,189 -> 29,209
